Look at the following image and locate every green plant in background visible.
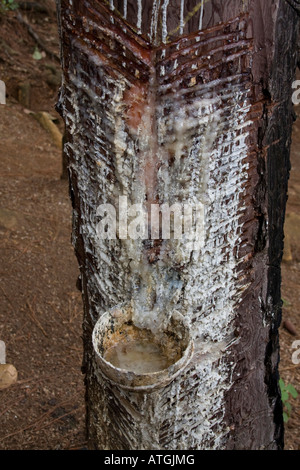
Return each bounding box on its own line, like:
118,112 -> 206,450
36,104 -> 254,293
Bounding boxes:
279,378 -> 298,423
281,298 -> 291,307
32,47 -> 43,61
0,0 -> 19,12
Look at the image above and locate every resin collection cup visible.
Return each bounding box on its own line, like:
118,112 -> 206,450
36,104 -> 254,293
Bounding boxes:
92,303 -> 194,392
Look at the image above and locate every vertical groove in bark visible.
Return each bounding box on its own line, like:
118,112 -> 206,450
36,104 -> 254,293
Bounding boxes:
56,0 -> 299,449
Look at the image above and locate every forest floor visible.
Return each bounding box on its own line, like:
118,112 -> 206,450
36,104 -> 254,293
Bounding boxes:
0,1 -> 299,451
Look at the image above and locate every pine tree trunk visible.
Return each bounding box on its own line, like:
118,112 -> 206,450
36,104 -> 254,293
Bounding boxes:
56,0 -> 299,450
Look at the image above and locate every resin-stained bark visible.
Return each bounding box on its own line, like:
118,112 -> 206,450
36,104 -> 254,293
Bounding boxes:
56,0 -> 299,449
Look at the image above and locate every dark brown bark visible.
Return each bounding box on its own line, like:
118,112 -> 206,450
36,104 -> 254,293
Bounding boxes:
223,1 -> 299,449
56,0 -> 299,449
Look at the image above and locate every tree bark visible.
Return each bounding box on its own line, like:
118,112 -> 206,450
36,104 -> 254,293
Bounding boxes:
56,0 -> 299,450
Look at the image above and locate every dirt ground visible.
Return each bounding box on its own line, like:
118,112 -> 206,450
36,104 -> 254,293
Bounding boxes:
0,1 -> 299,450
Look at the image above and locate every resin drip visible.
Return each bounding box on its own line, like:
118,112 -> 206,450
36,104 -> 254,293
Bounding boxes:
104,340 -> 172,373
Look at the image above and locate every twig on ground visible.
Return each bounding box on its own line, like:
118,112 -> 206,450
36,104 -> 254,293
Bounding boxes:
280,365 -> 300,372
0,285 -> 15,313
26,299 -> 48,337
8,241 -> 32,263
9,372 -> 70,387
35,404 -> 85,432
0,394 -> 83,442
18,1 -> 49,14
16,12 -> 60,63
67,441 -> 88,450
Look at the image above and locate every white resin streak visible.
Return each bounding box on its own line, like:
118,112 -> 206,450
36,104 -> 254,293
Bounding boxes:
180,0 -> 185,36
123,0 -> 127,19
161,0 -> 170,44
199,0 -> 204,30
137,0 -> 142,34
109,0 -> 114,24
150,0 -> 159,43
